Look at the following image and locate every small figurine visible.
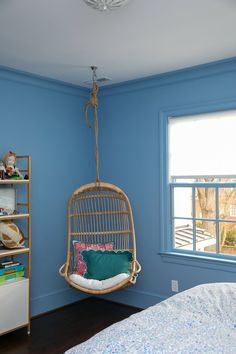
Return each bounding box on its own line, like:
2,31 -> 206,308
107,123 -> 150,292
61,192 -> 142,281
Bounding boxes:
0,161 -> 6,180
3,151 -> 23,180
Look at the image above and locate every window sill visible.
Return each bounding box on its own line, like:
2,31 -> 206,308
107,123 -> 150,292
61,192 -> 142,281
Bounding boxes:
159,251 -> 236,273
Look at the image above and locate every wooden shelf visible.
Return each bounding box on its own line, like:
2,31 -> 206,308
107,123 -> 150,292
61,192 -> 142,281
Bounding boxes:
0,155 -> 31,335
0,248 -> 30,258
0,180 -> 29,185
0,214 -> 30,221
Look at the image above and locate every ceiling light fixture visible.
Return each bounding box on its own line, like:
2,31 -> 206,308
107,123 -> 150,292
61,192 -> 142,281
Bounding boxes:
83,0 -> 130,11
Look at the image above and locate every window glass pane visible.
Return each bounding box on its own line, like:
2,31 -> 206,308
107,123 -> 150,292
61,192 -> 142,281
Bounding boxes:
174,219 -> 193,250
219,222 -> 236,256
195,220 -> 216,253
230,204 -> 236,217
219,188 -> 236,219
195,188 -> 215,219
169,110 -> 236,177
173,188 -> 192,218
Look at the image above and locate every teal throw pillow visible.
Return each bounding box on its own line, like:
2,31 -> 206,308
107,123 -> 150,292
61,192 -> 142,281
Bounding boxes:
81,250 -> 133,281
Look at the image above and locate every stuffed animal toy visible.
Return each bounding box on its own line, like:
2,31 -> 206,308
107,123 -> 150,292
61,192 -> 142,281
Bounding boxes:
3,151 -> 23,179
0,220 -> 25,248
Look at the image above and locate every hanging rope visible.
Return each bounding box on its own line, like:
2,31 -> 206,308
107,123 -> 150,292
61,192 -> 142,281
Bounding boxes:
85,67 -> 100,182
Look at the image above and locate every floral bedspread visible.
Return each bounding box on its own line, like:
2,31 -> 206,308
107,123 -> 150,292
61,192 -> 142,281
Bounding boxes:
65,283 -> 236,354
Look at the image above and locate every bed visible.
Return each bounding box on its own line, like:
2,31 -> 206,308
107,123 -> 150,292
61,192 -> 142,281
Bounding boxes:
65,283 -> 236,354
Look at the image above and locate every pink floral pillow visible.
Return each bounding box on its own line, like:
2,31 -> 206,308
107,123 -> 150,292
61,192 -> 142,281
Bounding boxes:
73,241 -> 113,276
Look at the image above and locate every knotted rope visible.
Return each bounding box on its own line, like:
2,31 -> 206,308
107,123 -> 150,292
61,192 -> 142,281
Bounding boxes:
85,80 -> 100,182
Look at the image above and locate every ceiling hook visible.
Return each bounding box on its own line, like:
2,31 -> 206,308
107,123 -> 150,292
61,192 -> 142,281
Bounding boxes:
91,66 -> 98,83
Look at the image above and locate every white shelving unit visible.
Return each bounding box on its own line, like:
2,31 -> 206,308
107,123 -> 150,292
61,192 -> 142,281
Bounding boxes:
0,277 -> 29,334
0,156 -> 31,336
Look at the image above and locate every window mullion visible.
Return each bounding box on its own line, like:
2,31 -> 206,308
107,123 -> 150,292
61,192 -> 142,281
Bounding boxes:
170,185 -> 174,250
192,187 -> 196,251
215,187 -> 219,254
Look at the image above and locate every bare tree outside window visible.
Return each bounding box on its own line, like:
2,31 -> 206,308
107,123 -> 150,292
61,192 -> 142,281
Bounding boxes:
196,179 -> 236,254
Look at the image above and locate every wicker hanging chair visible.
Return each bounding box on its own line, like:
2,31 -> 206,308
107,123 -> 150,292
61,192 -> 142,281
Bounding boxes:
59,67 -> 141,294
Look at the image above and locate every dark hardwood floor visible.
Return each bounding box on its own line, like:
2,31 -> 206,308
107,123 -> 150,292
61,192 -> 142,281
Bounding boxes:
0,298 -> 141,354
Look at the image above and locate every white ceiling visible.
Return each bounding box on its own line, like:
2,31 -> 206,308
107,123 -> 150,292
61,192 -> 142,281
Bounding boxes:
0,0 -> 236,87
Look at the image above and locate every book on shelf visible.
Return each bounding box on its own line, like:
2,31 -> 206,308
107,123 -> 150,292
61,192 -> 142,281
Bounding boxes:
0,262 -> 25,282
0,270 -> 25,282
0,264 -> 24,274
0,260 -> 22,269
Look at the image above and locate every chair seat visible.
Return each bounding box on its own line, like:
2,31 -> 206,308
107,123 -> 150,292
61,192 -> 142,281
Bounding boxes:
69,273 -> 129,291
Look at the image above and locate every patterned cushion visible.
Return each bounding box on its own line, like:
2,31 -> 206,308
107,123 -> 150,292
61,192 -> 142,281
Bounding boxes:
73,241 -> 113,276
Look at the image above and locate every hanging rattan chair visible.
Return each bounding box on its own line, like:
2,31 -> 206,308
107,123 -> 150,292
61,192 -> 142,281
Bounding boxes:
59,181 -> 141,294
59,67 -> 141,294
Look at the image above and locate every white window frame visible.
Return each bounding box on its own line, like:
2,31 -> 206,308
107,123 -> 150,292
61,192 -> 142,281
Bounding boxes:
158,101 -> 236,267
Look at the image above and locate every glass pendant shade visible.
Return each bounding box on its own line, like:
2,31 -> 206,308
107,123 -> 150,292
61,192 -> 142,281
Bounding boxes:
83,0 -> 130,11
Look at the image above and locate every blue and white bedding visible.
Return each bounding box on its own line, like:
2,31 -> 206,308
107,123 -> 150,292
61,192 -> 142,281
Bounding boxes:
66,283 -> 236,354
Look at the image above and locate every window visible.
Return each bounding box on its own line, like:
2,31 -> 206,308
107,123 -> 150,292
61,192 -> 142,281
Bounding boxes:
168,110 -> 236,258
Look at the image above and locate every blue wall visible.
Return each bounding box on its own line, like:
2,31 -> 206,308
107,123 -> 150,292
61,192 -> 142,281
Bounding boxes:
97,58 -> 236,308
1,58 -> 236,315
0,67 -> 94,316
